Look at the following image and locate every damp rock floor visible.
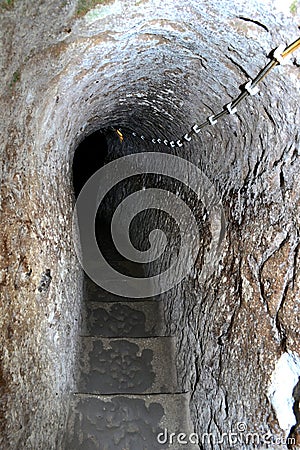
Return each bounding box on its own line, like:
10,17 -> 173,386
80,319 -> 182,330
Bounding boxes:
63,232 -> 197,450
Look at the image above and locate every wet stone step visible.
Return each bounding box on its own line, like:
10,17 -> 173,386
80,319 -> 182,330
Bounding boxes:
81,300 -> 167,338
77,337 -> 178,395
64,393 -> 198,450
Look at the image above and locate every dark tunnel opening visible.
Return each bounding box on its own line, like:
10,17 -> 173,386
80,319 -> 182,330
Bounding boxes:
68,125 -> 185,450
72,130 -> 108,199
2,0 -> 300,448
72,127 -> 131,271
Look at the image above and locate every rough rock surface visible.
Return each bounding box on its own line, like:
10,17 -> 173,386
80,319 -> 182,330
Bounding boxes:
0,0 -> 300,449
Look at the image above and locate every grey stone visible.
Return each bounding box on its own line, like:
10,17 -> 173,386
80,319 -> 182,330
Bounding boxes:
84,275 -> 160,303
77,337 -> 178,395
81,300 -> 167,337
64,393 -> 198,450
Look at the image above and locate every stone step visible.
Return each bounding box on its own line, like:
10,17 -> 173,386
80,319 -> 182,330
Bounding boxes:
77,337 -> 178,395
83,274 -> 162,302
81,300 -> 167,337
64,392 -> 198,450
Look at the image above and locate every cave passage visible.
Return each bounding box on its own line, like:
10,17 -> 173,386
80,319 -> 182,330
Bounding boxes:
1,1 -> 300,448
66,128 -> 197,450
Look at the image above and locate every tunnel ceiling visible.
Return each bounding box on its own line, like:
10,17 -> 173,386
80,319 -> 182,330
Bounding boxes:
1,0 -> 299,187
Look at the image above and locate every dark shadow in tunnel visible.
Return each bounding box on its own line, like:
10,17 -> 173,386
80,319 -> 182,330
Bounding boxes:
72,127 -> 146,297
72,130 -> 108,198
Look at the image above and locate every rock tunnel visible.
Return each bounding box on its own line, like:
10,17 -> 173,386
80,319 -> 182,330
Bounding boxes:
1,0 -> 300,449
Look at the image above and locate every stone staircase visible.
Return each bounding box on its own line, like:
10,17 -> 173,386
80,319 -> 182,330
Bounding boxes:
64,259 -> 198,449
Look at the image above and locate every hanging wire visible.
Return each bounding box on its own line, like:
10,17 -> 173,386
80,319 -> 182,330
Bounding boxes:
112,37 -> 300,148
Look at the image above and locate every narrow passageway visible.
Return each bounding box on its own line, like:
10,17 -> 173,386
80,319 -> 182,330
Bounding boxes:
1,2 -> 300,449
64,131 -> 197,449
